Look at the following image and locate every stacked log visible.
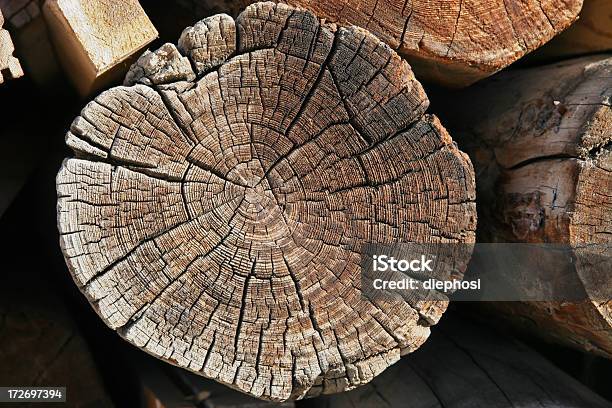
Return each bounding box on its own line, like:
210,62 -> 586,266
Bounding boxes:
56,2 -> 477,401
318,317 -> 612,408
528,0 -> 612,62
24,0 -> 610,405
432,55 -> 612,358
168,0 -> 584,87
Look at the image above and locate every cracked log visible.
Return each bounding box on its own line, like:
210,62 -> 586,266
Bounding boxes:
528,0 -> 612,62
433,55 -> 612,358
170,0 -> 583,87
0,8 -> 24,84
56,2 -> 476,401
42,0 -> 158,96
317,317 -> 612,408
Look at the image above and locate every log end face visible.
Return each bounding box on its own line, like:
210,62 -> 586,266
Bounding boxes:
178,13 -> 236,75
56,2 -> 477,401
124,43 -> 196,86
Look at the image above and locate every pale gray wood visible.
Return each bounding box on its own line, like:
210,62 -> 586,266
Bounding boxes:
56,2 -> 476,401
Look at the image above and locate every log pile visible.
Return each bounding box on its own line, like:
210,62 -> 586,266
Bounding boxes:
319,318 -> 612,408
432,55 -> 612,357
7,0 -> 603,405
169,0 -> 584,87
57,1 -> 476,401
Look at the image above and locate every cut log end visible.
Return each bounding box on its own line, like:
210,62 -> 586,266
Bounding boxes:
56,2 -> 476,401
173,0 -> 584,87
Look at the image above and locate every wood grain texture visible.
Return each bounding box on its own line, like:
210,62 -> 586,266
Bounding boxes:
42,0 -> 158,95
0,8 -> 24,84
173,0 -> 583,87
529,0 -> 612,61
56,2 -> 476,401
433,55 -> 612,358
317,317 -> 612,408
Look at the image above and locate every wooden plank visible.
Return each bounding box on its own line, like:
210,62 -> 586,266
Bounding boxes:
42,0 -> 158,96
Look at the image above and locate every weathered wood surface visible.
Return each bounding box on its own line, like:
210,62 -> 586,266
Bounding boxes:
172,0 -> 583,87
136,360 -> 296,408
432,55 -> 612,358
317,317 -> 612,408
529,0 -> 612,61
42,0 -> 158,96
0,8 -> 23,84
56,2 -> 476,401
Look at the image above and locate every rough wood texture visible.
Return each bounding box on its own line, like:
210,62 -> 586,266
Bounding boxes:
529,0 -> 612,61
56,2 -> 476,401
42,0 -> 158,96
316,317 -> 612,408
0,9 -> 24,84
173,0 -> 583,87
129,350 -> 294,408
432,55 -> 612,358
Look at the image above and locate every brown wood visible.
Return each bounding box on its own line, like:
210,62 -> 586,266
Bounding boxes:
172,0 -> 583,87
0,8 -> 23,84
432,55 -> 612,358
317,317 -> 612,408
56,3 -> 476,401
42,0 -> 158,96
529,0 -> 612,61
